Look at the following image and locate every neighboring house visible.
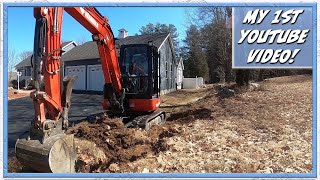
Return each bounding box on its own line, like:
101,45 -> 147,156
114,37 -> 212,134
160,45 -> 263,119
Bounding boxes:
176,57 -> 184,89
62,30 -> 177,95
15,41 -> 77,88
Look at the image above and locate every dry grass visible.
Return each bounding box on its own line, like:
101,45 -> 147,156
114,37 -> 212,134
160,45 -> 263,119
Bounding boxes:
130,75 -> 312,173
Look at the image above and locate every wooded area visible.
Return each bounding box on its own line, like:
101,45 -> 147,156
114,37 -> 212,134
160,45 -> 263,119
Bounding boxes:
137,8 -> 311,87
180,7 -> 312,86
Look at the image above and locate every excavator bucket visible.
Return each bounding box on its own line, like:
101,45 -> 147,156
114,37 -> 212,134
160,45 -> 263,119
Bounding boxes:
15,76 -> 78,173
15,132 -> 76,173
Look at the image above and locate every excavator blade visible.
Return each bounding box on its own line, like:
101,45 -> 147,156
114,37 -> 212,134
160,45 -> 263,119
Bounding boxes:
15,132 -> 76,173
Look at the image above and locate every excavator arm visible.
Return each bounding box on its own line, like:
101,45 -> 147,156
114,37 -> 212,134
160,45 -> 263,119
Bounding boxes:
16,7 -> 125,173
32,7 -> 123,128
64,7 -> 124,112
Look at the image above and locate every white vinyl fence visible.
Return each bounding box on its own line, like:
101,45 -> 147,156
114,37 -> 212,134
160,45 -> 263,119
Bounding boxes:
182,77 -> 204,89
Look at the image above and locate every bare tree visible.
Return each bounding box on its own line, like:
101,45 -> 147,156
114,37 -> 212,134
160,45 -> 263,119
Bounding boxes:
197,7 -> 232,83
76,35 -> 88,45
8,47 -> 20,84
8,47 -> 19,71
139,23 -> 180,55
184,7 -> 250,85
20,50 -> 33,61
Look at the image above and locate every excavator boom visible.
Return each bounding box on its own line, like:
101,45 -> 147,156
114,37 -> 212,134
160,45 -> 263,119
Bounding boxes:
15,7 -> 124,173
15,7 -> 165,173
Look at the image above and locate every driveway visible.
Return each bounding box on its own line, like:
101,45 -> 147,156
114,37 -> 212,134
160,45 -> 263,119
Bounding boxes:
7,93 -> 103,148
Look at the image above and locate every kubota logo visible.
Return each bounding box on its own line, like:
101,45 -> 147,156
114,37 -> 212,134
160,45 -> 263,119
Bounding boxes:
80,7 -> 99,29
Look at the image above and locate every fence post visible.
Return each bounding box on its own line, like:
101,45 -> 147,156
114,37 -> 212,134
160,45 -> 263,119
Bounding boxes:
196,76 -> 198,88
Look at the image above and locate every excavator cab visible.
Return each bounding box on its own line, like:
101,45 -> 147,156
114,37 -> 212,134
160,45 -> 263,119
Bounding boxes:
118,44 -> 165,128
120,44 -> 159,101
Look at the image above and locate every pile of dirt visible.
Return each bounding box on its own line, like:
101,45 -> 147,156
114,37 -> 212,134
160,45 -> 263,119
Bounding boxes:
67,116 -> 180,173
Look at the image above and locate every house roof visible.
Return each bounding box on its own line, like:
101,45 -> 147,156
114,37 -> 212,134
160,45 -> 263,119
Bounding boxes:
15,55 -> 33,68
15,41 -> 76,68
61,41 -> 73,47
118,28 -> 128,32
62,33 -> 170,62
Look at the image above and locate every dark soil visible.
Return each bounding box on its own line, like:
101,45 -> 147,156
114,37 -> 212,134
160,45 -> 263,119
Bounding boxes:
7,149 -> 23,172
67,116 -> 180,173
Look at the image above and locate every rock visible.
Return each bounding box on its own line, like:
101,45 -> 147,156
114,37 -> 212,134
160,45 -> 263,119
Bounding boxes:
257,167 -> 273,173
217,86 -> 235,98
285,168 -> 294,173
142,168 -> 149,173
250,82 -> 260,88
133,130 -> 148,143
281,145 -> 290,151
249,82 -> 260,91
157,156 -> 166,167
109,163 -> 120,172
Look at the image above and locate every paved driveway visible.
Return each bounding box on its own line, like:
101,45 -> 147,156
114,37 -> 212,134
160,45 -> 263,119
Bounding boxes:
7,93 -> 103,148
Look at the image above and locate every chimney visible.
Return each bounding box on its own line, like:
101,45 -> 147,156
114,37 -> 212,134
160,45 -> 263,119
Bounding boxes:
118,28 -> 128,39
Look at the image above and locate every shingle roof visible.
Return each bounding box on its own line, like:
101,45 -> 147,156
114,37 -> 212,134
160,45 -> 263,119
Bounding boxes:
61,41 -> 99,62
15,55 -> 32,68
15,41 -> 75,68
62,33 -> 170,62
118,28 -> 128,31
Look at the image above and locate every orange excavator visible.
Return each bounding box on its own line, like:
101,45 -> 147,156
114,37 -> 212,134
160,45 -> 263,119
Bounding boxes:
15,7 -> 165,173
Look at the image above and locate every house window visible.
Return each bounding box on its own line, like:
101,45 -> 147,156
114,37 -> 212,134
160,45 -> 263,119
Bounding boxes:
170,63 -> 173,79
26,67 -> 31,76
165,61 -> 168,79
